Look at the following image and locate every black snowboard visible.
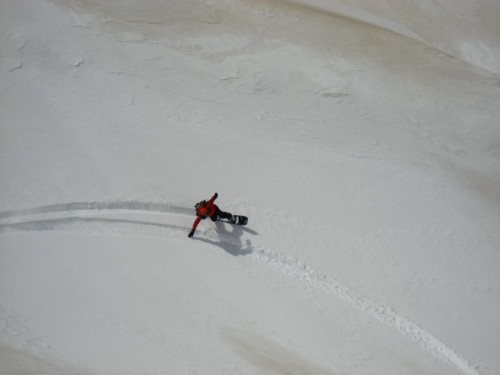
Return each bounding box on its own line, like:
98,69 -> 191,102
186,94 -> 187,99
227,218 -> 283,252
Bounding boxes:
219,215 -> 248,226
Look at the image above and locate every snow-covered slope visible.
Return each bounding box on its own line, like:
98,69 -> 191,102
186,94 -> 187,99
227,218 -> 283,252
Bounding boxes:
1,1 -> 499,374
289,0 -> 500,74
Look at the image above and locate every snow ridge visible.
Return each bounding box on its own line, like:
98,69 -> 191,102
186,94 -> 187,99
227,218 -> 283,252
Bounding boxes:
0,201 -> 480,375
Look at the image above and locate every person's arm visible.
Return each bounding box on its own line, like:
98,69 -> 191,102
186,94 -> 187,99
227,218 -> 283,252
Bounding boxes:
188,216 -> 202,237
207,192 -> 218,205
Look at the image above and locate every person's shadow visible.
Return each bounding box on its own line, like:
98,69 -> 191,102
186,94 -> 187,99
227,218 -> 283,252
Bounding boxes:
194,221 -> 258,256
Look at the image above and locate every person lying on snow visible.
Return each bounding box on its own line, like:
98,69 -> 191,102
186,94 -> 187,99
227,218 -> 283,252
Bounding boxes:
188,193 -> 233,238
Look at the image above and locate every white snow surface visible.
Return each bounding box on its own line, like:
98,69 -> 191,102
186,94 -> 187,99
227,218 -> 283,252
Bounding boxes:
1,0 -> 500,374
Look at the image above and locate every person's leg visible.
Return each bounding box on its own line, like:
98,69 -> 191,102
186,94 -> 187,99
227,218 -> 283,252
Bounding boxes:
215,206 -> 233,221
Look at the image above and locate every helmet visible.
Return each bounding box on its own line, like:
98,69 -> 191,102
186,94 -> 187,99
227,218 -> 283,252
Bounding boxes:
198,207 -> 208,217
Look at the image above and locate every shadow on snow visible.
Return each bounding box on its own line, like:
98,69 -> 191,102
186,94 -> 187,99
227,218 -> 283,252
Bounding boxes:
194,221 -> 257,256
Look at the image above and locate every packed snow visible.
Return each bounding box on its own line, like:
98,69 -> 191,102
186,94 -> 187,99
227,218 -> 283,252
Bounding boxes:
1,0 -> 500,374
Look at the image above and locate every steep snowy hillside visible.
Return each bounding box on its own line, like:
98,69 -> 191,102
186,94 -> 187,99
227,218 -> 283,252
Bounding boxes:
290,0 -> 500,74
1,0 -> 499,374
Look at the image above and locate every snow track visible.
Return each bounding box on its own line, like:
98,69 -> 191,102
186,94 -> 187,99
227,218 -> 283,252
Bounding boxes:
250,247 -> 480,375
0,201 -> 190,236
0,201 -> 193,221
0,201 -> 480,375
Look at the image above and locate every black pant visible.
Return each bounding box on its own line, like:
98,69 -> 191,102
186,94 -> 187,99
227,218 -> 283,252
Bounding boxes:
210,206 -> 232,221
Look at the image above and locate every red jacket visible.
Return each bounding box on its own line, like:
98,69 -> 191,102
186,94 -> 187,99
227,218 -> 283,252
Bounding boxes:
191,194 -> 218,231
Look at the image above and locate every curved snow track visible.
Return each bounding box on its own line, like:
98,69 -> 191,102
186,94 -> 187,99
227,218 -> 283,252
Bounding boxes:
0,201 -> 480,375
0,201 -> 193,222
0,201 -> 190,236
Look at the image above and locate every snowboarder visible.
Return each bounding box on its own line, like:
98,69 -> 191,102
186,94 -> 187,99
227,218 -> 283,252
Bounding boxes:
188,193 -> 233,238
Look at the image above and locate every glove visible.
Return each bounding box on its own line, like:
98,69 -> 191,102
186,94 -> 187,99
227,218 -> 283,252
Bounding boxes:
188,229 -> 195,238
214,192 -> 218,199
